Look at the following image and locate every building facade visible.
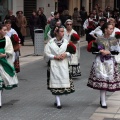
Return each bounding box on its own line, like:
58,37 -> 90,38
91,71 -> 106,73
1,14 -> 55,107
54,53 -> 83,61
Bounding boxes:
0,0 -> 118,22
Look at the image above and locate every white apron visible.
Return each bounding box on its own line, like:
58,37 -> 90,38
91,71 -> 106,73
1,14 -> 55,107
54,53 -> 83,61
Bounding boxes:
44,38 -> 70,88
0,36 -> 18,86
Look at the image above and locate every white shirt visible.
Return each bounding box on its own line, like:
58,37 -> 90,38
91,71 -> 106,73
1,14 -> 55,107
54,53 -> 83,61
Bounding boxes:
83,18 -> 93,29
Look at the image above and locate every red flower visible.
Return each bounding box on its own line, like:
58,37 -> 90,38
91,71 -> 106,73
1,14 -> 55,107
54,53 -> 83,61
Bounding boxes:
71,33 -> 80,42
11,34 -> 20,45
115,31 -> 120,39
115,32 -> 120,35
66,42 -> 76,54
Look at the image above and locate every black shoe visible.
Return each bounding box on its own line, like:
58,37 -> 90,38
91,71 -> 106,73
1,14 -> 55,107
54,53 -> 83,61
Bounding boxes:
100,101 -> 107,109
101,105 -> 107,109
57,105 -> 62,109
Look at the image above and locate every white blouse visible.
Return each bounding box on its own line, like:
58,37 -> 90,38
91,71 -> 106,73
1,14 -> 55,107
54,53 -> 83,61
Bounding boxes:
89,26 -> 103,37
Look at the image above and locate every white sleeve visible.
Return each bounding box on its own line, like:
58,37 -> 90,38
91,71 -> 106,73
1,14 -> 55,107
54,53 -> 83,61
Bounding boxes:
44,42 -> 55,62
83,19 -> 88,30
66,52 -> 71,57
89,30 -> 95,35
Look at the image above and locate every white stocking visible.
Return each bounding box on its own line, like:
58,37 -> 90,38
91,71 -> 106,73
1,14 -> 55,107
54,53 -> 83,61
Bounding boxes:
55,95 -> 61,106
100,90 -> 106,106
0,90 -> 2,106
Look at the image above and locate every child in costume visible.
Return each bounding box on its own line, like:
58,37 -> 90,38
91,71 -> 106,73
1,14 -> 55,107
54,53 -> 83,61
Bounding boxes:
69,33 -> 81,77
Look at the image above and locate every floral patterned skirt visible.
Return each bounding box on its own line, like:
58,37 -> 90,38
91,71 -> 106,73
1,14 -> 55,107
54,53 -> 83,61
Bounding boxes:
118,63 -> 120,73
87,56 -> 120,92
69,63 -> 81,78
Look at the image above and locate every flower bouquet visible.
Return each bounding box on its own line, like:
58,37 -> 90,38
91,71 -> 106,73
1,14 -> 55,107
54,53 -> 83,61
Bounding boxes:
66,42 -> 76,54
71,33 -> 80,42
87,40 -> 105,53
87,41 -> 112,62
10,34 -> 20,51
115,31 -> 120,39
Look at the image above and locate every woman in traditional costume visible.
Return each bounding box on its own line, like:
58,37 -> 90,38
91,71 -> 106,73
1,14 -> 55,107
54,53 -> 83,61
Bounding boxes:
64,19 -> 77,42
5,19 -> 21,73
83,13 -> 97,43
44,26 -> 75,109
69,33 -> 81,77
107,18 -> 120,72
87,23 -> 120,108
89,18 -> 106,39
0,24 -> 18,107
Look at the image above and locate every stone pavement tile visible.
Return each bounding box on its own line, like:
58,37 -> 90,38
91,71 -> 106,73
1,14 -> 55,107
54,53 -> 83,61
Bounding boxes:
77,117 -> 90,120
114,114 -> 120,119
20,45 -> 34,57
116,108 -> 120,113
95,106 -> 119,114
80,41 -> 87,47
108,91 -> 120,100
90,113 -> 114,120
107,100 -> 120,106
103,118 -> 118,120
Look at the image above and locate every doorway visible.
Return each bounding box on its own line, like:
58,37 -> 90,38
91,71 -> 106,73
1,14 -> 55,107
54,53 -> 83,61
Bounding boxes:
58,0 -> 69,14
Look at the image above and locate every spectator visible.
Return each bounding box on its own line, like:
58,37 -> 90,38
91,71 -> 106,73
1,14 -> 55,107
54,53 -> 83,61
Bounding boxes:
16,11 -> 27,46
4,10 -> 23,44
80,6 -> 87,36
50,11 -> 60,29
60,10 -> 71,26
47,12 -> 54,24
37,9 -> 47,30
72,7 -> 82,35
29,10 -> 39,45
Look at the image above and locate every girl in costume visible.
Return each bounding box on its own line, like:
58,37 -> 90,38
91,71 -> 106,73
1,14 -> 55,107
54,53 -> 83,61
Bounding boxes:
5,19 -> 21,73
87,23 -> 120,108
0,24 -> 18,108
44,26 -> 75,109
69,33 -> 81,77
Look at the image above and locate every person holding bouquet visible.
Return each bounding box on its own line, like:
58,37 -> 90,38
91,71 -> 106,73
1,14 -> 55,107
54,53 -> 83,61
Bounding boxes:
114,31 -> 120,72
44,26 -> 75,109
64,19 -> 77,42
69,33 -> 81,77
0,24 -> 18,108
87,23 -> 120,109
5,19 -> 21,73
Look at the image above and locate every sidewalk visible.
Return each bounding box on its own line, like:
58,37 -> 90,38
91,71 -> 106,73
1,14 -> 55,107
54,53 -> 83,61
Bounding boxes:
19,38 -> 43,66
20,37 -> 120,120
90,91 -> 120,120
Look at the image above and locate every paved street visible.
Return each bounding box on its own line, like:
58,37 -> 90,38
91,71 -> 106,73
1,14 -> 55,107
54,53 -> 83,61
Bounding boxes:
0,38 -> 119,120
